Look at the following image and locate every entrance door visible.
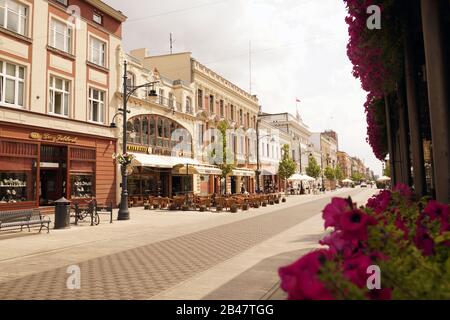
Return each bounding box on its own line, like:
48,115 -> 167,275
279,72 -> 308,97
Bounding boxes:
231,176 -> 237,194
39,145 -> 67,206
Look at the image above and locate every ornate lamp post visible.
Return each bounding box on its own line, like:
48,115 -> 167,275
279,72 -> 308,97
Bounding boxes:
111,60 -> 159,221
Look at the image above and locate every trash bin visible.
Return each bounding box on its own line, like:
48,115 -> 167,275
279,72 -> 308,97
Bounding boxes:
54,197 -> 71,229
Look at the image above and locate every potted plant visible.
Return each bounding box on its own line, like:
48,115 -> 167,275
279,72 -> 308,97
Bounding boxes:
230,204 -> 238,213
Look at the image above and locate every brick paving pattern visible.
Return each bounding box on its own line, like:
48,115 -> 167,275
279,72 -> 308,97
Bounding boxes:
0,190 -> 361,300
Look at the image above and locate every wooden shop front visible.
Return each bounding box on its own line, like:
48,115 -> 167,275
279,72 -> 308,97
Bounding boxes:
0,122 -> 116,210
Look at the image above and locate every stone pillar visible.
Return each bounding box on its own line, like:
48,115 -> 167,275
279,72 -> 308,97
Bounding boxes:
421,0 -> 450,202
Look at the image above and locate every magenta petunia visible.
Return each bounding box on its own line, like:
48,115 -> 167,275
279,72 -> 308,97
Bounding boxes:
279,250 -> 334,300
322,198 -> 351,229
339,209 -> 377,241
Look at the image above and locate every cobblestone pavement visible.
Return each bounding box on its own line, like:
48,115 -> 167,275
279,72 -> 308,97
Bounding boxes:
0,189 -> 370,300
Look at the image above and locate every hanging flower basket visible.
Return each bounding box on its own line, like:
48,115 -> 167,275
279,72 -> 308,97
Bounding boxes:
112,153 -> 135,166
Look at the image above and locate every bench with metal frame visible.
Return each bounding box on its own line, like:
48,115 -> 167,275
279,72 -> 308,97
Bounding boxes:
0,209 -> 51,233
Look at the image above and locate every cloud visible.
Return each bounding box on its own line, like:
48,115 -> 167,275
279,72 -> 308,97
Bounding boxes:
104,0 -> 382,175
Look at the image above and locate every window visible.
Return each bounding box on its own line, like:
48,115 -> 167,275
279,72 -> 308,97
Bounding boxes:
198,124 -> 204,147
89,37 -> 106,67
93,12 -> 102,25
197,89 -> 203,109
209,95 -> 214,113
49,18 -> 72,53
55,0 -> 68,6
0,60 -> 25,107
186,97 -> 192,113
49,76 -> 70,116
0,0 -> 28,36
239,109 -> 243,124
220,100 -> 224,117
158,89 -> 164,105
169,93 -> 174,108
230,105 -> 234,121
88,88 -> 105,123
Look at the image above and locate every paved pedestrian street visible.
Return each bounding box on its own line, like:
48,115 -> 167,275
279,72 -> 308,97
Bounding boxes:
0,188 -> 377,300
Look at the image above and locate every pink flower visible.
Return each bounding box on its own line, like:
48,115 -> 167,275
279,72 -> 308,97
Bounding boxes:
320,230 -> 360,258
279,250 -> 334,300
367,190 -> 391,214
340,209 -> 377,241
423,200 -> 449,221
393,183 -> 413,199
343,254 -> 372,288
322,198 -> 351,229
395,213 -> 409,240
414,226 -> 435,256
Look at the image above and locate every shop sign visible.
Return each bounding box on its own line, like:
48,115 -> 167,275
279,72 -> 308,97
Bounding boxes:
30,132 -> 78,144
127,145 -> 151,154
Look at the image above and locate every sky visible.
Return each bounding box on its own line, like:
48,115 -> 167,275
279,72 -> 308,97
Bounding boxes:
104,0 -> 382,176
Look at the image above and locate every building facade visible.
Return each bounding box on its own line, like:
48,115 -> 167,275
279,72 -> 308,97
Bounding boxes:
259,113 -> 311,175
0,0 -> 126,210
140,51 -> 260,195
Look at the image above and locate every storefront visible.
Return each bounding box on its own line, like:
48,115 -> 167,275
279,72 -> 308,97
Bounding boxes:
128,151 -> 221,197
0,122 -> 116,210
230,168 -> 256,194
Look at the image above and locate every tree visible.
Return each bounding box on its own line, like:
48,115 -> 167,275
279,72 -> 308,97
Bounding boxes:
334,165 -> 344,181
278,144 -> 297,190
351,171 -> 364,183
324,166 -> 336,181
306,156 -> 321,179
210,120 -> 235,194
383,162 -> 390,177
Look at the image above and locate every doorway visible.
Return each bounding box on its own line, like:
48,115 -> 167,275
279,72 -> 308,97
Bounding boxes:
39,145 -> 67,206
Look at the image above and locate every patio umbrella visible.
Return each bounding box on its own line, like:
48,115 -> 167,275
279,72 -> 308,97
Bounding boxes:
288,174 -> 309,181
342,178 -> 353,184
377,176 -> 391,182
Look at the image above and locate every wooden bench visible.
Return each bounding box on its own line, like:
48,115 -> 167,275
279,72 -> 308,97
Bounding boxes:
0,209 -> 51,233
94,201 -> 113,224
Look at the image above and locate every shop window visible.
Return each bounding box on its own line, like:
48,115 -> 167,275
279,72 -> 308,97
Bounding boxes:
0,60 -> 25,108
49,76 -> 70,117
0,168 -> 36,204
49,18 -> 72,53
88,87 -> 105,123
70,174 -> 94,200
0,0 -> 28,36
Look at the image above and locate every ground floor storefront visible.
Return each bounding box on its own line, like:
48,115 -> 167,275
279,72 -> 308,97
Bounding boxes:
0,122 -> 116,210
127,152 -> 222,198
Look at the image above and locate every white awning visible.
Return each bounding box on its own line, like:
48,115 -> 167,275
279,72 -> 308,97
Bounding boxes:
232,169 -> 256,177
260,165 -> 277,176
173,164 -> 222,175
130,153 -> 199,168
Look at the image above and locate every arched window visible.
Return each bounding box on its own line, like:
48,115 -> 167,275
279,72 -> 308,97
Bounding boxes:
126,121 -> 133,143
127,115 -> 193,158
149,116 -> 155,145
142,116 -> 149,145
133,118 -> 141,144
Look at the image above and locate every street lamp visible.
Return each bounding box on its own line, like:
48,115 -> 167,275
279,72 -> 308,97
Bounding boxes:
112,60 -> 159,221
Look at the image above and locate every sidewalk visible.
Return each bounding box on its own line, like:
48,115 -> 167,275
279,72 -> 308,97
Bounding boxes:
0,188 -> 377,299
